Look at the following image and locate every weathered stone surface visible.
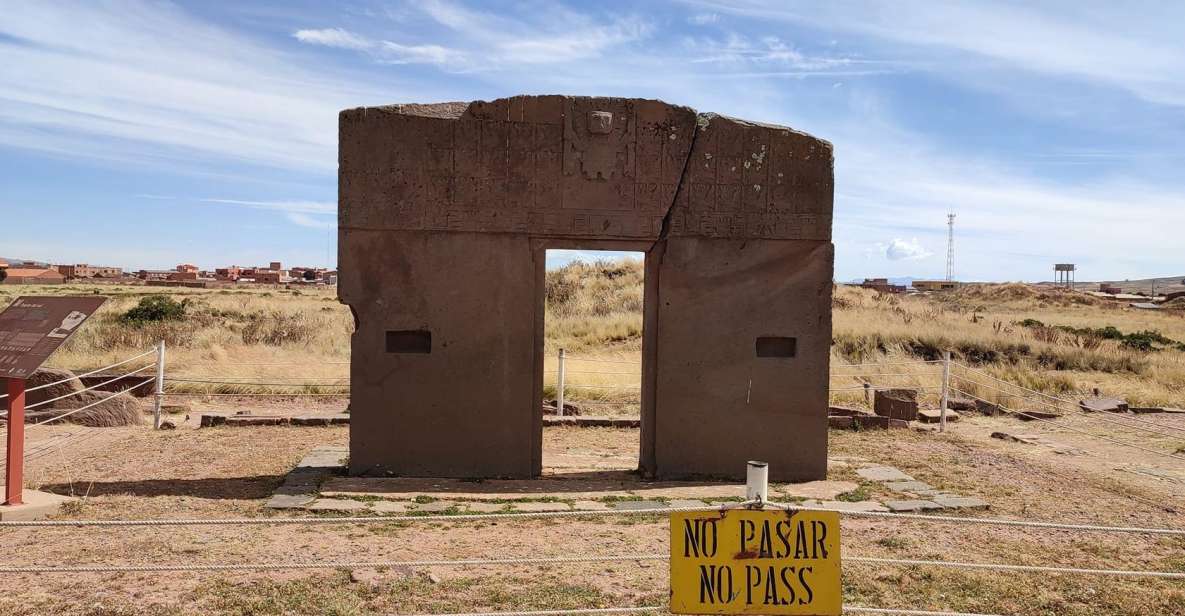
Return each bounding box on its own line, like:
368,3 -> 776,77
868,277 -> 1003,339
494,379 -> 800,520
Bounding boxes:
414,501 -> 457,513
1131,407 -> 1185,414
1079,397 -> 1129,413
0,489 -> 74,521
291,414 -> 351,426
857,466 -> 914,482
668,499 -> 709,509
264,493 -> 317,509
991,431 -> 1040,445
931,495 -> 990,510
340,95 -> 835,481
917,408 -> 959,423
874,389 -> 919,421
884,500 -> 942,512
828,416 -> 854,430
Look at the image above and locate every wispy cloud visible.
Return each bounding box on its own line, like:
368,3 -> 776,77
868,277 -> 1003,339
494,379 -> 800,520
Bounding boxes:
687,1 -> 1185,107
197,198 -> 336,215
293,27 -> 372,50
292,1 -> 652,70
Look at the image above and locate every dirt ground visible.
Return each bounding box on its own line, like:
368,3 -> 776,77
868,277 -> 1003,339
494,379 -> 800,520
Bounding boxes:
0,401 -> 1183,616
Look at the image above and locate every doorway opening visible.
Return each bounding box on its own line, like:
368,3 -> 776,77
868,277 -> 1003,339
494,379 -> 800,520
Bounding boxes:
541,249 -> 645,476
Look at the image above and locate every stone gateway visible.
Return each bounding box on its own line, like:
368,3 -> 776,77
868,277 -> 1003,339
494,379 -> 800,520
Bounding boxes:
338,95 -> 834,481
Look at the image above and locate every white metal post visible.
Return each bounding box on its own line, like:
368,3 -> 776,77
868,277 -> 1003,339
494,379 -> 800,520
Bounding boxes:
153,341 -> 166,430
556,348 -> 566,417
745,460 -> 769,505
939,350 -> 951,433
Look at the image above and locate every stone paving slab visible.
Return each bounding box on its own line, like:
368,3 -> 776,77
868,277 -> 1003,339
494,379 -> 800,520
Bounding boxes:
799,499 -> 890,513
613,500 -> 668,511
511,502 -> 571,512
778,480 -> 859,500
319,476 -> 745,500
883,480 -> 934,494
668,499 -> 708,509
370,501 -> 410,513
573,500 -> 612,511
856,466 -> 915,482
307,498 -> 369,512
884,500 -> 943,512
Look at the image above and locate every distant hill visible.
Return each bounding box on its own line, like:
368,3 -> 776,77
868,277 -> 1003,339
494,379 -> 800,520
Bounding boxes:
1075,276 -> 1185,296
0,256 -> 51,268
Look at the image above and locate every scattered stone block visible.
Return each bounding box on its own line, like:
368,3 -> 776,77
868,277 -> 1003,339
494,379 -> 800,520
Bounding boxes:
158,420 -> 177,430
828,416 -> 854,430
917,408 -> 959,423
199,414 -> 227,427
884,500 -> 942,512
856,416 -> 910,430
947,397 -> 976,411
931,495 -> 990,510
856,466 -> 914,482
974,400 -> 1003,416
1131,407 -> 1185,415
224,415 -> 289,427
1080,397 -> 1129,413
828,406 -> 872,417
291,414 -> 351,426
542,416 -> 640,428
307,498 -> 368,512
612,500 -> 668,511
874,389 -> 919,421
883,481 -> 934,494
991,431 -> 1040,445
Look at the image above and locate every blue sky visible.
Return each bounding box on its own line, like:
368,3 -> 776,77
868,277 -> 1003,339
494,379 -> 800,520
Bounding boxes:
1,1 -> 1183,281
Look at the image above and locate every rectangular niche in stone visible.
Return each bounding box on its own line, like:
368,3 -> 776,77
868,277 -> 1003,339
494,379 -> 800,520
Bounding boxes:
756,336 -> 797,358
386,330 -> 431,354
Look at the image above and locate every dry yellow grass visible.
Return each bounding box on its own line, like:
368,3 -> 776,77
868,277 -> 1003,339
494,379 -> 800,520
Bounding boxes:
4,267 -> 1183,409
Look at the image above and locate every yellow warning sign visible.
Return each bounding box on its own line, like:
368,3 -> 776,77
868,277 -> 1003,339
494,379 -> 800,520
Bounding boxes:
670,509 -> 841,615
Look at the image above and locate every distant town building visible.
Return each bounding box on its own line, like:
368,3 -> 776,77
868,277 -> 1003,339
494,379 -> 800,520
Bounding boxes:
860,278 -> 907,294
56,263 -> 123,279
214,266 -> 242,281
176,263 -> 200,274
1099,284 -> 1122,294
269,261 -> 282,271
912,280 -> 960,292
1,266 -> 65,284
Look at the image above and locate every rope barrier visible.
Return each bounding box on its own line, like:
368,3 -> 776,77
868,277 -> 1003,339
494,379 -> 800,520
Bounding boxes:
0,347 -> 157,400
167,374 -> 350,383
847,556 -> 1185,579
5,502 -> 1182,536
30,378 -> 156,427
395,606 -> 1000,616
3,552 -> 1179,579
25,363 -> 157,411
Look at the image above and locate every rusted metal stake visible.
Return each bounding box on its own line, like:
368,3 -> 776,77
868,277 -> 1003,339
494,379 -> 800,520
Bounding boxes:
4,378 -> 26,506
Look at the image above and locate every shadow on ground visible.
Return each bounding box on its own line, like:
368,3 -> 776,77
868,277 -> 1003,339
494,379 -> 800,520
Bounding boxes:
39,475 -> 287,500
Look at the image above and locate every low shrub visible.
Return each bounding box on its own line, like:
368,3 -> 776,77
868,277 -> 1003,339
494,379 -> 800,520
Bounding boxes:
120,295 -> 189,323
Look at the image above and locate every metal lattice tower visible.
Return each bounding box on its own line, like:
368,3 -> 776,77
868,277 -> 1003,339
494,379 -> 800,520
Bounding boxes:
945,213 -> 956,282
